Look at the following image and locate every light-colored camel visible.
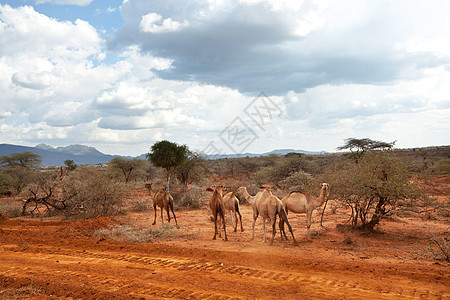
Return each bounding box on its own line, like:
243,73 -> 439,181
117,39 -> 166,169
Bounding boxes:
279,183 -> 329,241
145,183 -> 178,226
222,192 -> 244,232
207,185 -> 228,241
251,189 -> 297,245
236,186 -> 256,204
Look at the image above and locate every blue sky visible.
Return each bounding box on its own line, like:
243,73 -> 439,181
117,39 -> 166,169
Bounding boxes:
0,0 -> 449,156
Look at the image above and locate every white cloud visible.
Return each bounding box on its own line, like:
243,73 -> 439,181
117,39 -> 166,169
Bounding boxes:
140,12 -> 189,33
35,0 -> 93,6
1,2 -> 449,156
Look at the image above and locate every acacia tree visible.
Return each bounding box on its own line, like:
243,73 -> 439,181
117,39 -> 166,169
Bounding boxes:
0,152 -> 41,168
64,160 -> 77,171
328,150 -> 425,231
147,140 -> 188,192
0,152 -> 41,194
337,138 -> 395,164
175,151 -> 205,187
109,157 -> 148,183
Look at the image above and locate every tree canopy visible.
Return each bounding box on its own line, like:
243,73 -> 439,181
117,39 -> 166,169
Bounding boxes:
147,140 -> 188,191
109,157 -> 148,183
147,140 -> 188,170
0,152 -> 41,169
329,146 -> 425,231
337,138 -> 395,163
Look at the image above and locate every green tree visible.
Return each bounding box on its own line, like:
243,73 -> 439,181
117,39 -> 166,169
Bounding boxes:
147,140 -> 188,192
328,150 -> 425,231
255,154 -> 318,189
0,152 -> 41,168
64,160 -> 77,171
337,138 -> 395,164
109,157 -> 148,183
175,151 -> 205,187
0,152 -> 41,194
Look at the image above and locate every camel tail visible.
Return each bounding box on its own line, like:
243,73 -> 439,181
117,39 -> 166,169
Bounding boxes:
234,200 -> 240,214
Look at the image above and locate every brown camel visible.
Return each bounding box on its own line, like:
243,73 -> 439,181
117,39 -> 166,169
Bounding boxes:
223,192 -> 244,232
207,185 -> 228,241
251,188 -> 297,245
145,183 -> 178,226
279,183 -> 329,240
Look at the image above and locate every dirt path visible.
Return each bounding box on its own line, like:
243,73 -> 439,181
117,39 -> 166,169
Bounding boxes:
0,204 -> 449,299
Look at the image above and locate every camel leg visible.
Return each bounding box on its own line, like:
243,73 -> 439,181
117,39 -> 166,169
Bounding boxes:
270,214 -> 277,245
166,205 -> 171,223
220,209 -> 228,241
251,213 -> 258,240
279,218 -> 287,240
306,210 -> 312,241
280,208 -> 297,245
237,209 -> 244,232
152,205 -> 157,225
213,212 -> 218,240
169,202 -> 178,226
262,217 -> 267,243
232,211 -> 237,232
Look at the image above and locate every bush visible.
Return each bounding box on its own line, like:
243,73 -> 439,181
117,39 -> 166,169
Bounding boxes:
171,185 -> 203,209
0,171 -> 14,196
421,229 -> 450,262
61,167 -> 128,218
255,155 -> 318,187
0,201 -> 21,218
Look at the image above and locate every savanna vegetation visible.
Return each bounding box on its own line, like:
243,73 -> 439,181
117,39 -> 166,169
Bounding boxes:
0,139 -> 448,234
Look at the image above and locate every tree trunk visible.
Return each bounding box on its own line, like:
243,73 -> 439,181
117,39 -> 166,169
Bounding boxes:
166,169 -> 171,194
362,197 -> 387,231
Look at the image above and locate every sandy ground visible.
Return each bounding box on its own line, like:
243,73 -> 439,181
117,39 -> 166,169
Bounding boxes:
0,183 -> 449,299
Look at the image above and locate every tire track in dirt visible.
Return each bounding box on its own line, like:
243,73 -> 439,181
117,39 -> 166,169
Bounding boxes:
0,252 -> 239,299
1,245 -> 447,299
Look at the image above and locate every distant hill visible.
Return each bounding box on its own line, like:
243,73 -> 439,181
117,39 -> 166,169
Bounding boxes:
205,148 -> 326,159
0,144 -> 116,167
0,143 -> 327,166
35,144 -> 105,156
1,143 -> 448,166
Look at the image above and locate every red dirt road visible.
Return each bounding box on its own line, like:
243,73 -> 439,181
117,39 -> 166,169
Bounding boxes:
1,200 -> 449,300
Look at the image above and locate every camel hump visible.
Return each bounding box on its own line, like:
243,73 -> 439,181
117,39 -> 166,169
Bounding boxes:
289,191 -> 308,196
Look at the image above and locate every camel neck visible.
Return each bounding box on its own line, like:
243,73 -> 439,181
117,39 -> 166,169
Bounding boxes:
318,189 -> 327,204
242,188 -> 253,202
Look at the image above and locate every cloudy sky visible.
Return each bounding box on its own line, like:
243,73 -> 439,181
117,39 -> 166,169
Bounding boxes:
1,0 -> 449,156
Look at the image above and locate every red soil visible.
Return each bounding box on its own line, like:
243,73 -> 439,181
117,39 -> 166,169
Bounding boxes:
0,180 -> 449,299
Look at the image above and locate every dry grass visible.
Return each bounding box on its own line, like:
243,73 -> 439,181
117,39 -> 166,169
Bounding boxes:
0,284 -> 44,299
92,223 -> 194,243
0,201 -> 21,218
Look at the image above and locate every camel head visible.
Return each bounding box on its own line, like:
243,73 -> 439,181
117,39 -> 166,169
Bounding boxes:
236,186 -> 246,195
207,185 -> 224,192
320,183 -> 330,197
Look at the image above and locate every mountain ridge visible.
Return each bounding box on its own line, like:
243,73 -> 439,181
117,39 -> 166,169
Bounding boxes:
0,143 -> 327,166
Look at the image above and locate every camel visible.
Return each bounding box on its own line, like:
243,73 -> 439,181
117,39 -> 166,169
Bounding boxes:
207,185 -> 228,241
222,192 -> 244,232
250,188 -> 297,245
236,186 -> 256,204
145,183 -> 178,226
279,183 -> 329,241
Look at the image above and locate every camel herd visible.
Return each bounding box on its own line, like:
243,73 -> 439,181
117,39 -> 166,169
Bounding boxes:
145,182 -> 330,245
